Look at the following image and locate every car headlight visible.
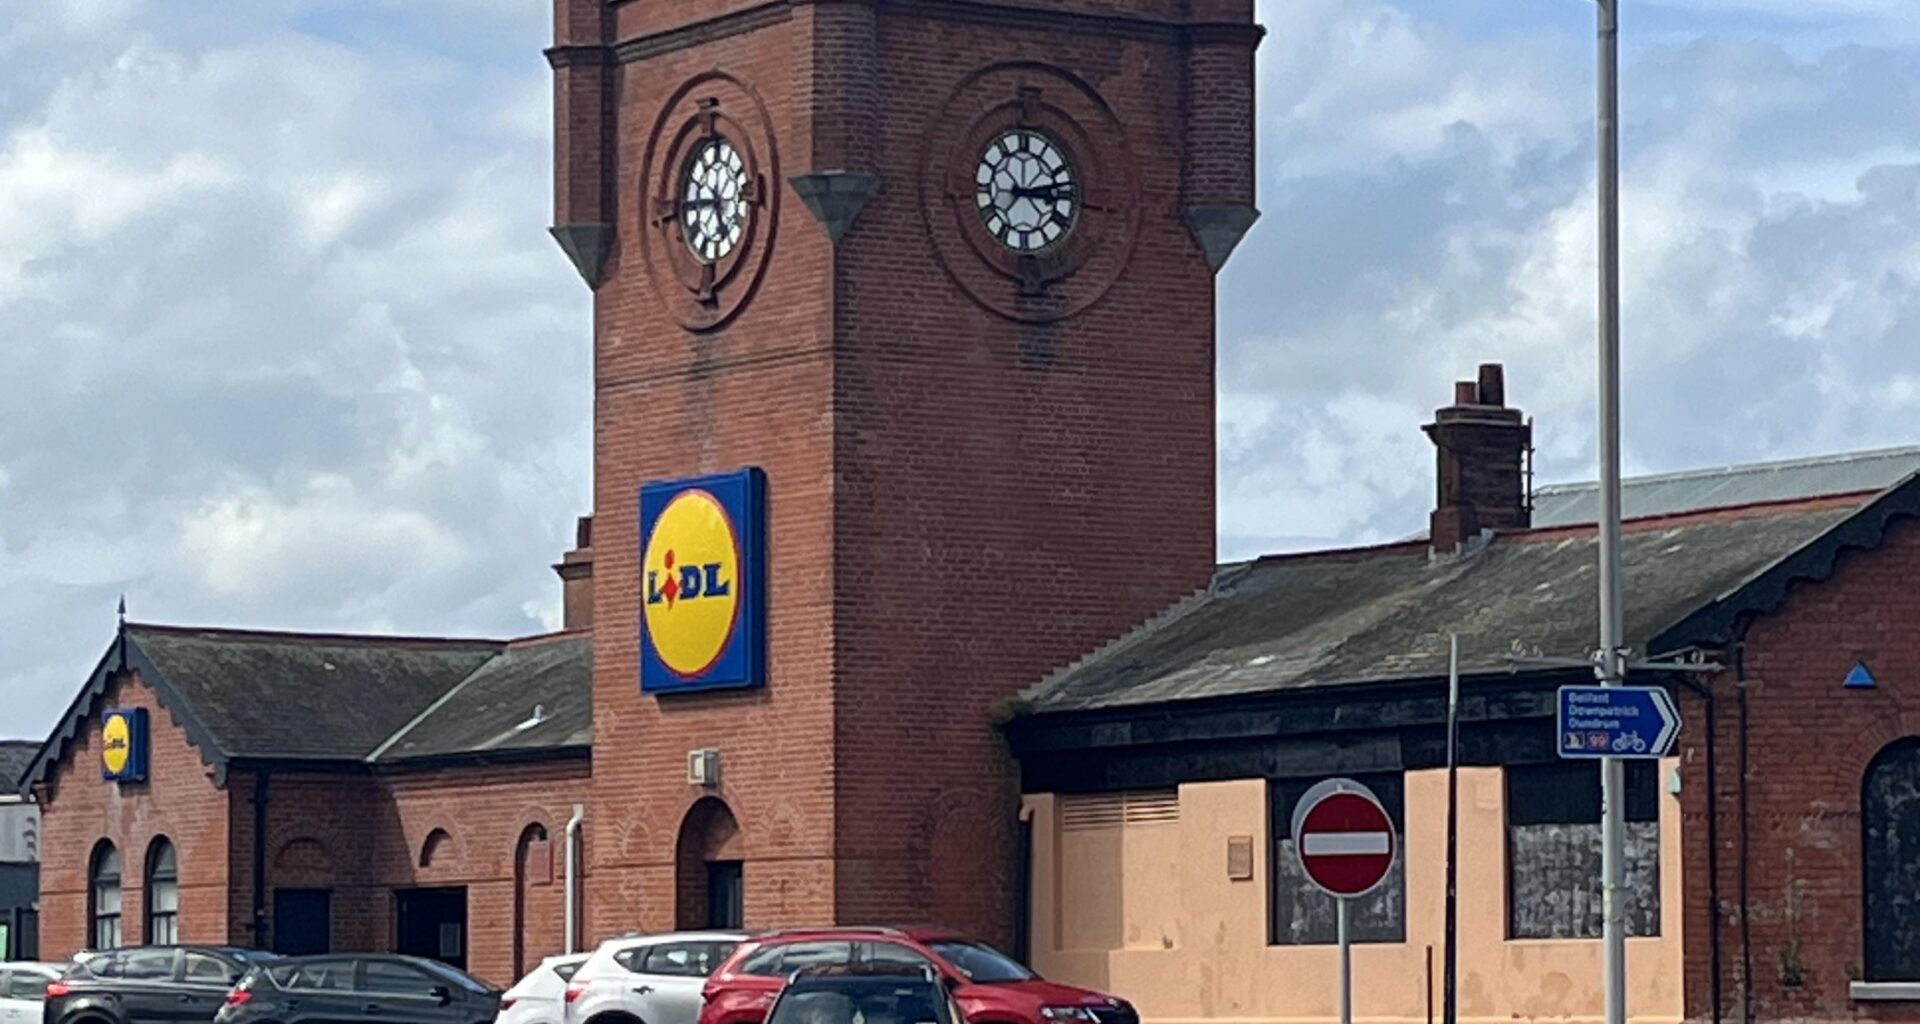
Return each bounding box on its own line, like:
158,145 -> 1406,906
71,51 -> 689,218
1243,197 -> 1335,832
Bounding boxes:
1041,1009 -> 1099,1022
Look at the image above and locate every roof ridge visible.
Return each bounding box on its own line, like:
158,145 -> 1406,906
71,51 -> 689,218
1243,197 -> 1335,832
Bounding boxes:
128,621 -> 509,649
1535,444 -> 1920,495
365,649 -> 508,763
1507,490 -> 1880,542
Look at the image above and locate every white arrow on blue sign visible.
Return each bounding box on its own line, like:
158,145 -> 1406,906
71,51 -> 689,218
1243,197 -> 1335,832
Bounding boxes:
1556,685 -> 1681,759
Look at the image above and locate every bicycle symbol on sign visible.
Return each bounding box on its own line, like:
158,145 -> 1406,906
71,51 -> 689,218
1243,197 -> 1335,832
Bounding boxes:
1612,732 -> 1648,754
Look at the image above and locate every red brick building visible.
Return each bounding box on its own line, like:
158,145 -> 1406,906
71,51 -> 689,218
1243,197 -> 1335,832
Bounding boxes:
26,2 -> 1920,1022
24,0 -> 1263,989
26,626 -> 588,981
1007,372 -> 1920,1024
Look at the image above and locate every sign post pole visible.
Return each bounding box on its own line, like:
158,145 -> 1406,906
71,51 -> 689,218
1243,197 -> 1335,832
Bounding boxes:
1338,897 -> 1352,1024
1294,777 -> 1397,1024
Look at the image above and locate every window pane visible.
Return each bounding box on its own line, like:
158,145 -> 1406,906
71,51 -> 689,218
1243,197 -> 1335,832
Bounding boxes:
150,914 -> 180,946
738,945 -> 786,977
94,917 -> 123,953
1507,763 -> 1661,938
1864,740 -> 1920,981
643,942 -> 734,978
861,943 -> 932,969
746,942 -> 850,976
928,942 -> 1032,983
151,880 -> 180,914
123,950 -> 175,980
361,961 -> 436,995
184,954 -> 232,983
281,961 -> 353,991
1270,774 -> 1407,945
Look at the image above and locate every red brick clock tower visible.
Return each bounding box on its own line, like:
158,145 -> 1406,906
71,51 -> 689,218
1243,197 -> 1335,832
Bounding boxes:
548,0 -> 1261,944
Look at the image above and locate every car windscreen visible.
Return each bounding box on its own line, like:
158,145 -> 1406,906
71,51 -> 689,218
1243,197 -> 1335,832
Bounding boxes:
770,980 -> 949,1024
927,942 -> 1034,983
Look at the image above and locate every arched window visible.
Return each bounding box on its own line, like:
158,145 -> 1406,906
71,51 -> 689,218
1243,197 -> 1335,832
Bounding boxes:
1864,739 -> 1920,981
145,837 -> 179,944
419,828 -> 452,869
88,841 -> 123,950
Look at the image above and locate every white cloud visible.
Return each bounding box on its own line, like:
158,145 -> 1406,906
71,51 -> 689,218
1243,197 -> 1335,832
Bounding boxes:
3,0 -> 1917,739
0,2 -> 587,736
1224,0 -> 1920,553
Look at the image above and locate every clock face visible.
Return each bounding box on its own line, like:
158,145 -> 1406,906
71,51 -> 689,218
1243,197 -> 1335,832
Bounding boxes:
975,129 -> 1078,253
681,137 -> 749,263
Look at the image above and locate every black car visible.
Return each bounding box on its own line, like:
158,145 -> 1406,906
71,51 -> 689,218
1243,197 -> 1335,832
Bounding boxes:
46,947 -> 279,1024
217,955 -> 499,1024
763,965 -> 963,1024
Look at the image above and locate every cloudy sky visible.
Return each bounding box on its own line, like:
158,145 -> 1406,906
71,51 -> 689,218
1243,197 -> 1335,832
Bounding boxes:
3,0 -> 1917,737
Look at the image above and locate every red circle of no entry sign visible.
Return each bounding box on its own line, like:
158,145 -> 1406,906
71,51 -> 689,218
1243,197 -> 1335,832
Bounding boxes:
1292,779 -> 1396,898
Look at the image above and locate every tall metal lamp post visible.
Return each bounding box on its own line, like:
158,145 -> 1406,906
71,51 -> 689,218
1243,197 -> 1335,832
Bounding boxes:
1593,3 -> 1630,1024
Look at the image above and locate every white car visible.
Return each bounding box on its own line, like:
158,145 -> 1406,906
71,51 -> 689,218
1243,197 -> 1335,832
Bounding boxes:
499,954 -> 592,1024
565,932 -> 745,1024
0,963 -> 65,1024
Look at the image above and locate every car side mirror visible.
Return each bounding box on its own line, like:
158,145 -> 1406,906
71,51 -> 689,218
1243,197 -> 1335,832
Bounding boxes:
430,986 -> 452,1006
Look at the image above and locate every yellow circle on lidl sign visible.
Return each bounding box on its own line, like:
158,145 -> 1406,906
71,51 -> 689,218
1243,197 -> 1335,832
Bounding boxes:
102,713 -> 131,777
643,489 -> 744,678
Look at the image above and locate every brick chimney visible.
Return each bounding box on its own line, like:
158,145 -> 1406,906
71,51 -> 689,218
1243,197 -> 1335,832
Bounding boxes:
553,515 -> 594,630
1424,363 -> 1531,552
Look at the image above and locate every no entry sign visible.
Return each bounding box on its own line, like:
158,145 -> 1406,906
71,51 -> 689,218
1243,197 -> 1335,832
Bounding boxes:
1292,778 -> 1396,898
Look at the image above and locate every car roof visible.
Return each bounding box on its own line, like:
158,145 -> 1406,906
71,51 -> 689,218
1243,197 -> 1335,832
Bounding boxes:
598,930 -> 747,948
1,962 -> 66,974
751,927 -> 968,943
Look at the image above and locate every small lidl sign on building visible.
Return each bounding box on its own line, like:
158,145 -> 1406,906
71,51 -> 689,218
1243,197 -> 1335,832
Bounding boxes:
101,708 -> 150,783
1557,685 -> 1680,759
639,468 -> 767,695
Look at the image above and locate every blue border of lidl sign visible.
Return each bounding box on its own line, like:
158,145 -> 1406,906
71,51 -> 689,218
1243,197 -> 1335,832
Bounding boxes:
1556,685 -> 1680,759
638,468 -> 768,695
100,708 -> 150,784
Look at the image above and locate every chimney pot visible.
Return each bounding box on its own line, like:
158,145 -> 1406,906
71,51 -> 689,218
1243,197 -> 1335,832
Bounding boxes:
1454,381 -> 1478,406
1478,363 -> 1506,407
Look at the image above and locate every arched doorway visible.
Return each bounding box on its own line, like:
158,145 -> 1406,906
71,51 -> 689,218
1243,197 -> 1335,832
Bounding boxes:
513,823 -> 551,978
1864,738 -> 1920,982
675,798 -> 743,930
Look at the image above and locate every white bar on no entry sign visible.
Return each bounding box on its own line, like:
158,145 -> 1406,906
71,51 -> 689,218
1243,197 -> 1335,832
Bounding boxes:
1302,832 -> 1391,856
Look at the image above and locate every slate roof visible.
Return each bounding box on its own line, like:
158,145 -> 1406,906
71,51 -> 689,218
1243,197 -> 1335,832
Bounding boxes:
132,626 -> 503,760
0,741 -> 38,795
1021,482 -> 1913,715
24,624 -> 592,791
372,632 -> 593,761
1531,446 -> 1920,528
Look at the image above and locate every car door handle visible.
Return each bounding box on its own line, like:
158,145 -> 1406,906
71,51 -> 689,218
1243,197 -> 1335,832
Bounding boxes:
179,996 -> 195,1004
364,1004 -> 382,1014
632,986 -> 654,996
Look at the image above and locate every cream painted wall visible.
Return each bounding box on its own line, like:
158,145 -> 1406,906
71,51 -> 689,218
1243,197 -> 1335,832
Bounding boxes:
1025,765 -> 1685,1024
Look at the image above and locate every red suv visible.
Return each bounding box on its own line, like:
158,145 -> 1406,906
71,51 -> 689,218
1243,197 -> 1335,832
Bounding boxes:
698,928 -> 1135,1024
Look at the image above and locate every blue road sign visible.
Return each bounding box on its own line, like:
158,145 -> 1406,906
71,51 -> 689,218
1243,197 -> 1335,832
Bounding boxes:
1557,685 -> 1681,759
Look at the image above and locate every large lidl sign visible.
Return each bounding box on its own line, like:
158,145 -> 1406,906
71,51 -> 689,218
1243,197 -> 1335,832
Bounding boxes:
639,469 -> 767,694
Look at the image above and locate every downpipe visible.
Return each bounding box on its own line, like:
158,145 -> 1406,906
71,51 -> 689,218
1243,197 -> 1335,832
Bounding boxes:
565,804 -> 585,954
